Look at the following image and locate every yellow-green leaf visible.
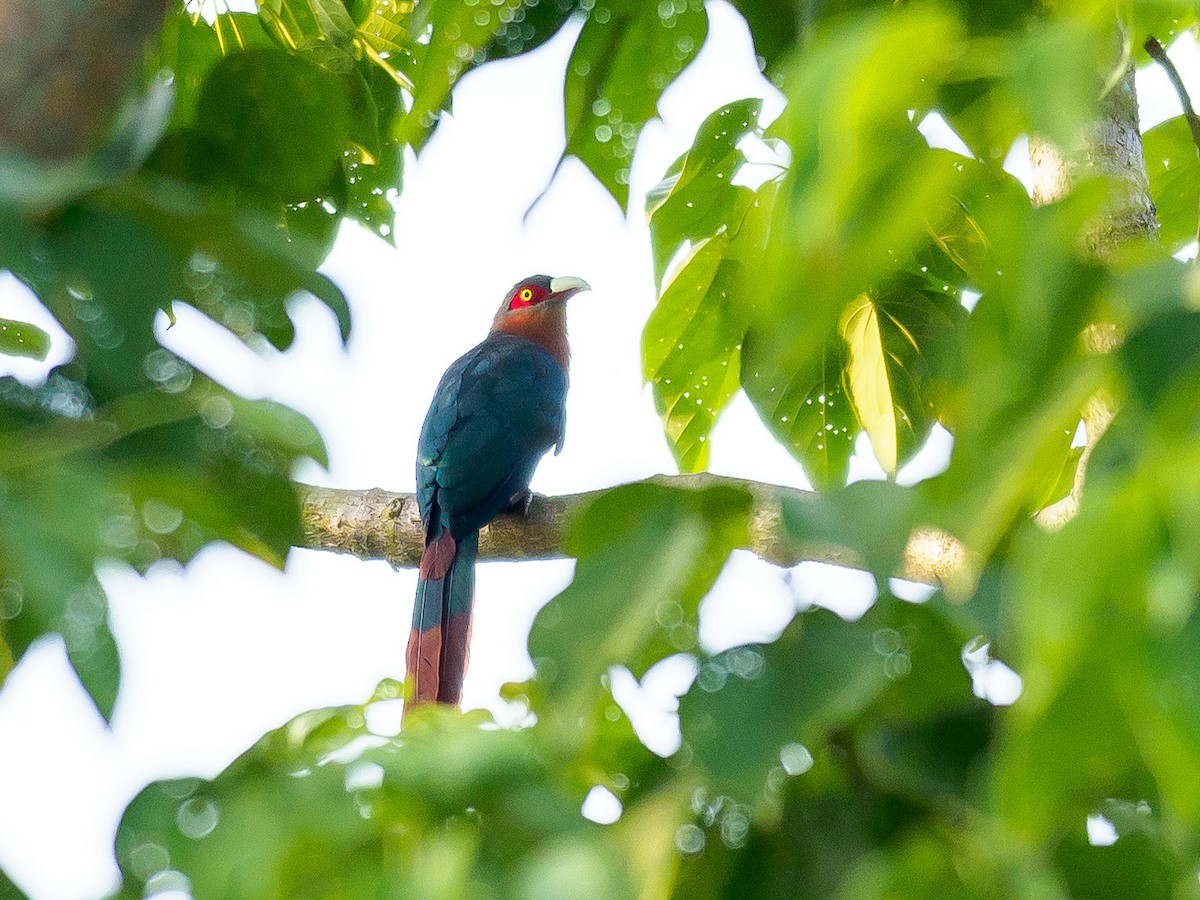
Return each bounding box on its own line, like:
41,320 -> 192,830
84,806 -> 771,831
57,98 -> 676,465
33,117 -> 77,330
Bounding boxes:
841,292 -> 898,473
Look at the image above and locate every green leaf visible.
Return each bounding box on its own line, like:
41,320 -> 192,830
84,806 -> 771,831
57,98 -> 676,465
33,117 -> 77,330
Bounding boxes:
0,465 -> 121,721
646,98 -> 766,287
564,0 -> 708,211
257,0 -> 358,52
485,0 -> 579,60
104,382 -> 327,569
680,607 -> 891,802
392,0 -> 527,151
642,236 -> 744,472
839,282 -> 966,475
342,141 -> 401,242
728,0 -> 800,71
148,12 -> 273,129
1132,6 -> 1198,62
780,480 -> 916,580
354,0 -> 419,91
116,703 -> 634,898
643,102 -> 780,471
1055,825 -> 1176,900
937,16 -> 1103,161
528,481 -> 751,736
742,332 -> 857,490
196,48 -> 352,202
0,318 -> 50,360
1143,114 -> 1200,253
0,863 -> 25,900
113,175 -> 353,347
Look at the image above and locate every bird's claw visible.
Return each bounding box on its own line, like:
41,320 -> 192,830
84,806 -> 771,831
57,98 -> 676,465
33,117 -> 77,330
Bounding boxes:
504,491 -> 534,517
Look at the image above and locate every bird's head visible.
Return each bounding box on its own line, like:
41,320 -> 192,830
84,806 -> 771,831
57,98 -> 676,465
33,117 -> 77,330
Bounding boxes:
490,274 -> 591,367
496,274 -> 591,317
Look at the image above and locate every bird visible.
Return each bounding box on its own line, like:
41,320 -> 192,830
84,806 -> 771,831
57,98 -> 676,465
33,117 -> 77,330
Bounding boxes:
406,274 -> 591,708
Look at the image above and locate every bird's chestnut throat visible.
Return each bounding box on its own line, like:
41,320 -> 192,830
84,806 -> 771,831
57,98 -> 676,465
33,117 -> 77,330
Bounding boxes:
490,301 -> 570,372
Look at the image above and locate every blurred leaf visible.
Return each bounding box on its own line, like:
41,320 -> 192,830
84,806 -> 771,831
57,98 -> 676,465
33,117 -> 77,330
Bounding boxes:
393,0 -> 525,151
782,479 -> 916,580
0,465 -> 121,720
563,1 -> 708,211
0,319 -> 50,360
937,17 -> 1104,161
1132,6 -> 1198,60
197,48 -> 352,202
1142,114 -> 1199,253
1030,441 -> 1083,510
924,189 -> 1105,555
681,607 -> 891,801
529,481 -> 750,736
672,734 -> 926,900
852,601 -> 993,810
485,0 -> 579,60
728,0 -> 800,70
838,828 -> 993,900
1055,826 -> 1175,900
49,206 -> 178,400
0,864 -> 24,900
112,175 -> 352,347
116,703 -> 634,898
104,383 -> 326,569
147,12 -> 273,129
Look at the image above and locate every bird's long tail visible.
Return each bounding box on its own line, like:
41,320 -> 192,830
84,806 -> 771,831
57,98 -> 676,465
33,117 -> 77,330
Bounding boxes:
406,528 -> 478,706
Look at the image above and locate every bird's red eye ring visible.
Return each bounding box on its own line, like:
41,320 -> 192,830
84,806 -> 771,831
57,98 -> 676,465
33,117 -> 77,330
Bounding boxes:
519,288 -> 533,302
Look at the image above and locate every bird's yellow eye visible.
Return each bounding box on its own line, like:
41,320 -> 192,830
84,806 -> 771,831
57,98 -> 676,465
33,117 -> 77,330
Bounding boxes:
519,288 -> 533,302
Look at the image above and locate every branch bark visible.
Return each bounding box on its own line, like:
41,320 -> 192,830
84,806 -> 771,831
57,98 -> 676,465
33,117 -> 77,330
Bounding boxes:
299,477 -> 968,589
1030,57 -> 1157,530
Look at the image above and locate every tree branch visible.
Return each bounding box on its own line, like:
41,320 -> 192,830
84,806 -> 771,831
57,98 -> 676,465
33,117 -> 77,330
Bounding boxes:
298,476 -> 968,589
1029,57 -> 1156,530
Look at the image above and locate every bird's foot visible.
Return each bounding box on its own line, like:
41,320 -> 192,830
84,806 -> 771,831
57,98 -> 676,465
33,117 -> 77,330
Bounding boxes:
504,491 -> 534,517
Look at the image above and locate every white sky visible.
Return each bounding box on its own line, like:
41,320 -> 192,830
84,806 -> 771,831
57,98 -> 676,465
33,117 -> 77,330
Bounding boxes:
0,7 -> 1195,898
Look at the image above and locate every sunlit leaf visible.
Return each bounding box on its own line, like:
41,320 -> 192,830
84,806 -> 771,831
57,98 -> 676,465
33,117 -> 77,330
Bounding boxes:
839,282 -> 966,475
257,0 -> 358,52
646,98 -> 766,287
355,0 -> 418,90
